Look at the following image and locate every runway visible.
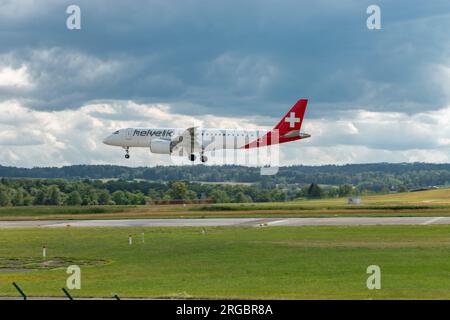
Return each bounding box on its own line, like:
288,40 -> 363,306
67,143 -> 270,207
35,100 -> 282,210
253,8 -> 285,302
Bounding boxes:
0,216 -> 450,228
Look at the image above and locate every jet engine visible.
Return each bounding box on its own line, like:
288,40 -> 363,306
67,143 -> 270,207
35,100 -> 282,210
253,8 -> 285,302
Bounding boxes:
150,139 -> 172,154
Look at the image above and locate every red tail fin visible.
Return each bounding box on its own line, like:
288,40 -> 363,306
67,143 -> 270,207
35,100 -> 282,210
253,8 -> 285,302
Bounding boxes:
273,99 -> 308,135
241,98 -> 309,149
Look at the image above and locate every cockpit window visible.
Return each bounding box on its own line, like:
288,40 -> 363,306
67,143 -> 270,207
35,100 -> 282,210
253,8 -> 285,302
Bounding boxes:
113,130 -> 119,135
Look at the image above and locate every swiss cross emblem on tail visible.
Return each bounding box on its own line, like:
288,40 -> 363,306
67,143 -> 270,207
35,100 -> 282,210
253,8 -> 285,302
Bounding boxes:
273,99 -> 308,134
285,112 -> 301,128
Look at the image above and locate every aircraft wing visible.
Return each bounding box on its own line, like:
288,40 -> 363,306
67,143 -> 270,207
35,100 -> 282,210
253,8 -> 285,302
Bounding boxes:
170,126 -> 202,154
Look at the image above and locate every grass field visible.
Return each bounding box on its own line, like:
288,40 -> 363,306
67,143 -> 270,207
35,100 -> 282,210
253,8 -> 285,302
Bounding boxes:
1,225 -> 450,299
1,188 -> 450,220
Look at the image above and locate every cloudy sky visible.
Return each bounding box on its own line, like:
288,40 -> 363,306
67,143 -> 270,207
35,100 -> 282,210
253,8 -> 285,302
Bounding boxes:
1,0 -> 450,167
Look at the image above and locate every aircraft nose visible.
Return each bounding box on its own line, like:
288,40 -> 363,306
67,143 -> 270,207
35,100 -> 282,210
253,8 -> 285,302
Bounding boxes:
103,135 -> 112,145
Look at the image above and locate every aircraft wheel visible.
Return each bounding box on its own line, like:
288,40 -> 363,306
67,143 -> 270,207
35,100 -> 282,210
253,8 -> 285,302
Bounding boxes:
125,154 -> 130,159
189,154 -> 196,162
200,155 -> 208,163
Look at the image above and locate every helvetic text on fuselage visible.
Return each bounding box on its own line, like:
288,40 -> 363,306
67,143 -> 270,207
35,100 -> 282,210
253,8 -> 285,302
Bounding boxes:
133,129 -> 174,137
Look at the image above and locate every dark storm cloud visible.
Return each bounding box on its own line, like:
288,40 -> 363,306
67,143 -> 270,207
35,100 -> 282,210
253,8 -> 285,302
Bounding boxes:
1,0 -> 450,117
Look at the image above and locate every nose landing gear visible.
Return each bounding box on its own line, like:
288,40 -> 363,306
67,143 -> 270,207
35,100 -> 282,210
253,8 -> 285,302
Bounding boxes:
124,147 -> 130,159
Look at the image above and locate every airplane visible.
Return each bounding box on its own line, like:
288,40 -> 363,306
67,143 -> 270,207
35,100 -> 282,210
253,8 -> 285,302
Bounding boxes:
103,99 -> 310,162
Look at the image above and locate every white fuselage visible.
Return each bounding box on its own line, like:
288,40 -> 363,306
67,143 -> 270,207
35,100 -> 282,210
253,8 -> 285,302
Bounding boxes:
103,99 -> 310,162
103,127 -> 269,153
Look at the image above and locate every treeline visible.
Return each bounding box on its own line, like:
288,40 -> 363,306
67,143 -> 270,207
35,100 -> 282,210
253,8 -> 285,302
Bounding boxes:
1,163 -> 450,192
0,178 -> 359,207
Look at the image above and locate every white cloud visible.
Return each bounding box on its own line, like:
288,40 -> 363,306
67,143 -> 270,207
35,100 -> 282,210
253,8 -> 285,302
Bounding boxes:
302,107 -> 450,151
1,99 -> 450,168
0,65 -> 32,88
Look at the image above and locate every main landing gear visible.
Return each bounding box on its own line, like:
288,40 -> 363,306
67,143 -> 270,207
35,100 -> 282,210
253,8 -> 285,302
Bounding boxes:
189,153 -> 208,162
124,147 -> 130,159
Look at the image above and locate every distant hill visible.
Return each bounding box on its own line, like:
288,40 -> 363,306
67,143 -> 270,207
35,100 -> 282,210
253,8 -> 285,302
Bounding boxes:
1,163 -> 450,192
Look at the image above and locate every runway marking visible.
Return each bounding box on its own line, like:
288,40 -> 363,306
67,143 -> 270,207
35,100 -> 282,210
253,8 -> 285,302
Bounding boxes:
421,217 -> 444,225
265,219 -> 288,226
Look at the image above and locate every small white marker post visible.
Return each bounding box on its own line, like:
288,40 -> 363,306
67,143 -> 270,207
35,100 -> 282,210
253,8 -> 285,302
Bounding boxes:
141,232 -> 145,243
128,235 -> 133,245
42,246 -> 47,258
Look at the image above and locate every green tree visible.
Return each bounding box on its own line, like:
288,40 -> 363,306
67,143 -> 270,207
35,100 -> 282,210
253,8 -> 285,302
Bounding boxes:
327,187 -> 339,198
307,183 -> 323,198
12,189 -> 24,206
186,190 -> 197,200
209,189 -> 230,203
23,192 -> 33,206
0,190 -> 11,206
162,193 -> 172,201
66,191 -> 82,206
46,185 -> 61,205
136,192 -> 147,204
147,188 -> 159,200
97,190 -> 111,205
169,181 -> 188,200
112,191 -> 128,205
33,189 -> 46,205
235,192 -> 253,203
128,192 -> 146,205
338,184 -> 353,197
